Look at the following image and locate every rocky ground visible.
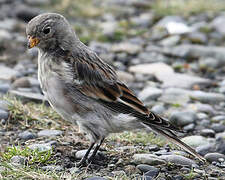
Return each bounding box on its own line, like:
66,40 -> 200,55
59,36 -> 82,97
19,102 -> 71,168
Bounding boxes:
1,0 -> 225,179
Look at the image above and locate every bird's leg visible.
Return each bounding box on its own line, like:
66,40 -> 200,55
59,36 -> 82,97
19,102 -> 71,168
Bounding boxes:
77,142 -> 95,167
88,138 -> 105,163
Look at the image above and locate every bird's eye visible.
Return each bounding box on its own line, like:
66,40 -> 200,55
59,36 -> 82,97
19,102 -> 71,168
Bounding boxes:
43,27 -> 51,34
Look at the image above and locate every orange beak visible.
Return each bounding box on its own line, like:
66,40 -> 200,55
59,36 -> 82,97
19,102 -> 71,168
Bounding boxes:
28,36 -> 40,49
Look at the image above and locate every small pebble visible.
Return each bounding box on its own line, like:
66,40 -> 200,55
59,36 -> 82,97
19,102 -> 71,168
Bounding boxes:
38,129 -> 63,137
204,153 -> 225,163
200,129 -> 215,138
18,130 -> 36,140
0,109 -> 9,120
11,155 -> 25,165
144,167 -> 159,178
136,164 -> 157,173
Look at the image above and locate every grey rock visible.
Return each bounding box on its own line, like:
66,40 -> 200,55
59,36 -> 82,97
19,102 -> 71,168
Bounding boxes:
159,35 -> 180,46
133,154 -> 166,165
11,155 -> 25,165
0,109 -> 9,120
38,129 -> 63,137
162,45 -> 225,65
138,51 -> 169,64
181,136 -> 210,148
0,100 -> 10,111
27,77 -> 40,88
111,42 -> 142,55
42,165 -> 63,172
0,19 -> 17,31
138,87 -> 162,101
129,62 -> 210,89
216,132 -> 225,139
0,29 -> 11,42
196,144 -> 216,156
189,103 -> 214,115
215,138 -> 225,155
11,77 -> 31,90
160,73 -> 210,89
151,104 -> 166,115
183,123 -> 195,132
155,16 -> 189,34
18,130 -> 36,140
197,112 -> 208,120
0,83 -> 10,93
75,149 -> 100,159
210,15 -> 225,35
116,71 -> 134,83
211,115 -> 225,122
160,155 -> 196,167
170,111 -> 197,127
129,62 -> 174,76
211,123 -> 225,133
25,0 -> 50,6
199,57 -> 221,69
144,167 -> 159,178
0,66 -> 18,81
159,88 -> 190,105
100,21 -> 117,36
1,119 -> 6,125
204,153 -> 225,163
200,129 -> 215,138
154,150 -> 172,156
190,91 -> 225,104
136,164 -> 157,173
9,90 -> 46,103
220,79 -> 225,86
188,32 -> 207,44
148,145 -> 160,152
197,119 -> 210,128
28,143 -> 52,152
218,86 -> 225,94
85,177 -> 107,180
130,13 -> 153,28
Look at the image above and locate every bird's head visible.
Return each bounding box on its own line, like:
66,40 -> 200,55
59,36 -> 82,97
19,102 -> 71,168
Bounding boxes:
26,13 -> 77,51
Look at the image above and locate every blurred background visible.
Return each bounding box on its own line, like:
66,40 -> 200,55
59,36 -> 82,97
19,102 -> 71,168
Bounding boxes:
1,0 -> 225,179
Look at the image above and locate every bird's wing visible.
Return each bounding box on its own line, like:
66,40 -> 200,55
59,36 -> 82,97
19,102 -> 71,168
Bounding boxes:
69,51 -> 180,132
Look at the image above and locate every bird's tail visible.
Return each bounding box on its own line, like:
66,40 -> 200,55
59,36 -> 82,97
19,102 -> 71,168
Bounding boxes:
142,122 -> 206,163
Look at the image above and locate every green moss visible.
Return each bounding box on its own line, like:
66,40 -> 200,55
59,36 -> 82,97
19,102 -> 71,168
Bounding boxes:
109,131 -> 166,147
1,146 -> 53,165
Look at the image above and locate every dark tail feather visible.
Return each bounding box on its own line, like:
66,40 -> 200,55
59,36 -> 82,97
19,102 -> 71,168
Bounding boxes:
143,111 -> 184,133
143,123 -> 206,162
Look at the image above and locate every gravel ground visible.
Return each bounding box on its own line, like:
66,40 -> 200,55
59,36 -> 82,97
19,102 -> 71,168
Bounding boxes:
1,0 -> 225,179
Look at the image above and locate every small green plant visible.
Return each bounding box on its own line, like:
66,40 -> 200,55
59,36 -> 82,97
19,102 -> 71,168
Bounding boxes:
184,168 -> 198,180
1,146 -> 53,165
4,96 -> 63,129
172,103 -> 181,108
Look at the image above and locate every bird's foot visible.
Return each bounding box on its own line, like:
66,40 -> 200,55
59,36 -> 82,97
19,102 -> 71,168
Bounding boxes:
77,158 -> 88,168
77,157 -> 98,168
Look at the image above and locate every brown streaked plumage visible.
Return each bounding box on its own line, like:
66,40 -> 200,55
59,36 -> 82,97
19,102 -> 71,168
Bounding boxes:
26,13 -> 205,166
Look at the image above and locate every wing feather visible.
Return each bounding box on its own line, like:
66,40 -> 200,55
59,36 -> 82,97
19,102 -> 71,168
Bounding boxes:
69,50 -> 181,132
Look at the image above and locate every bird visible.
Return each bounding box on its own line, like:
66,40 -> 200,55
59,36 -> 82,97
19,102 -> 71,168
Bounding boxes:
26,13 -> 205,166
